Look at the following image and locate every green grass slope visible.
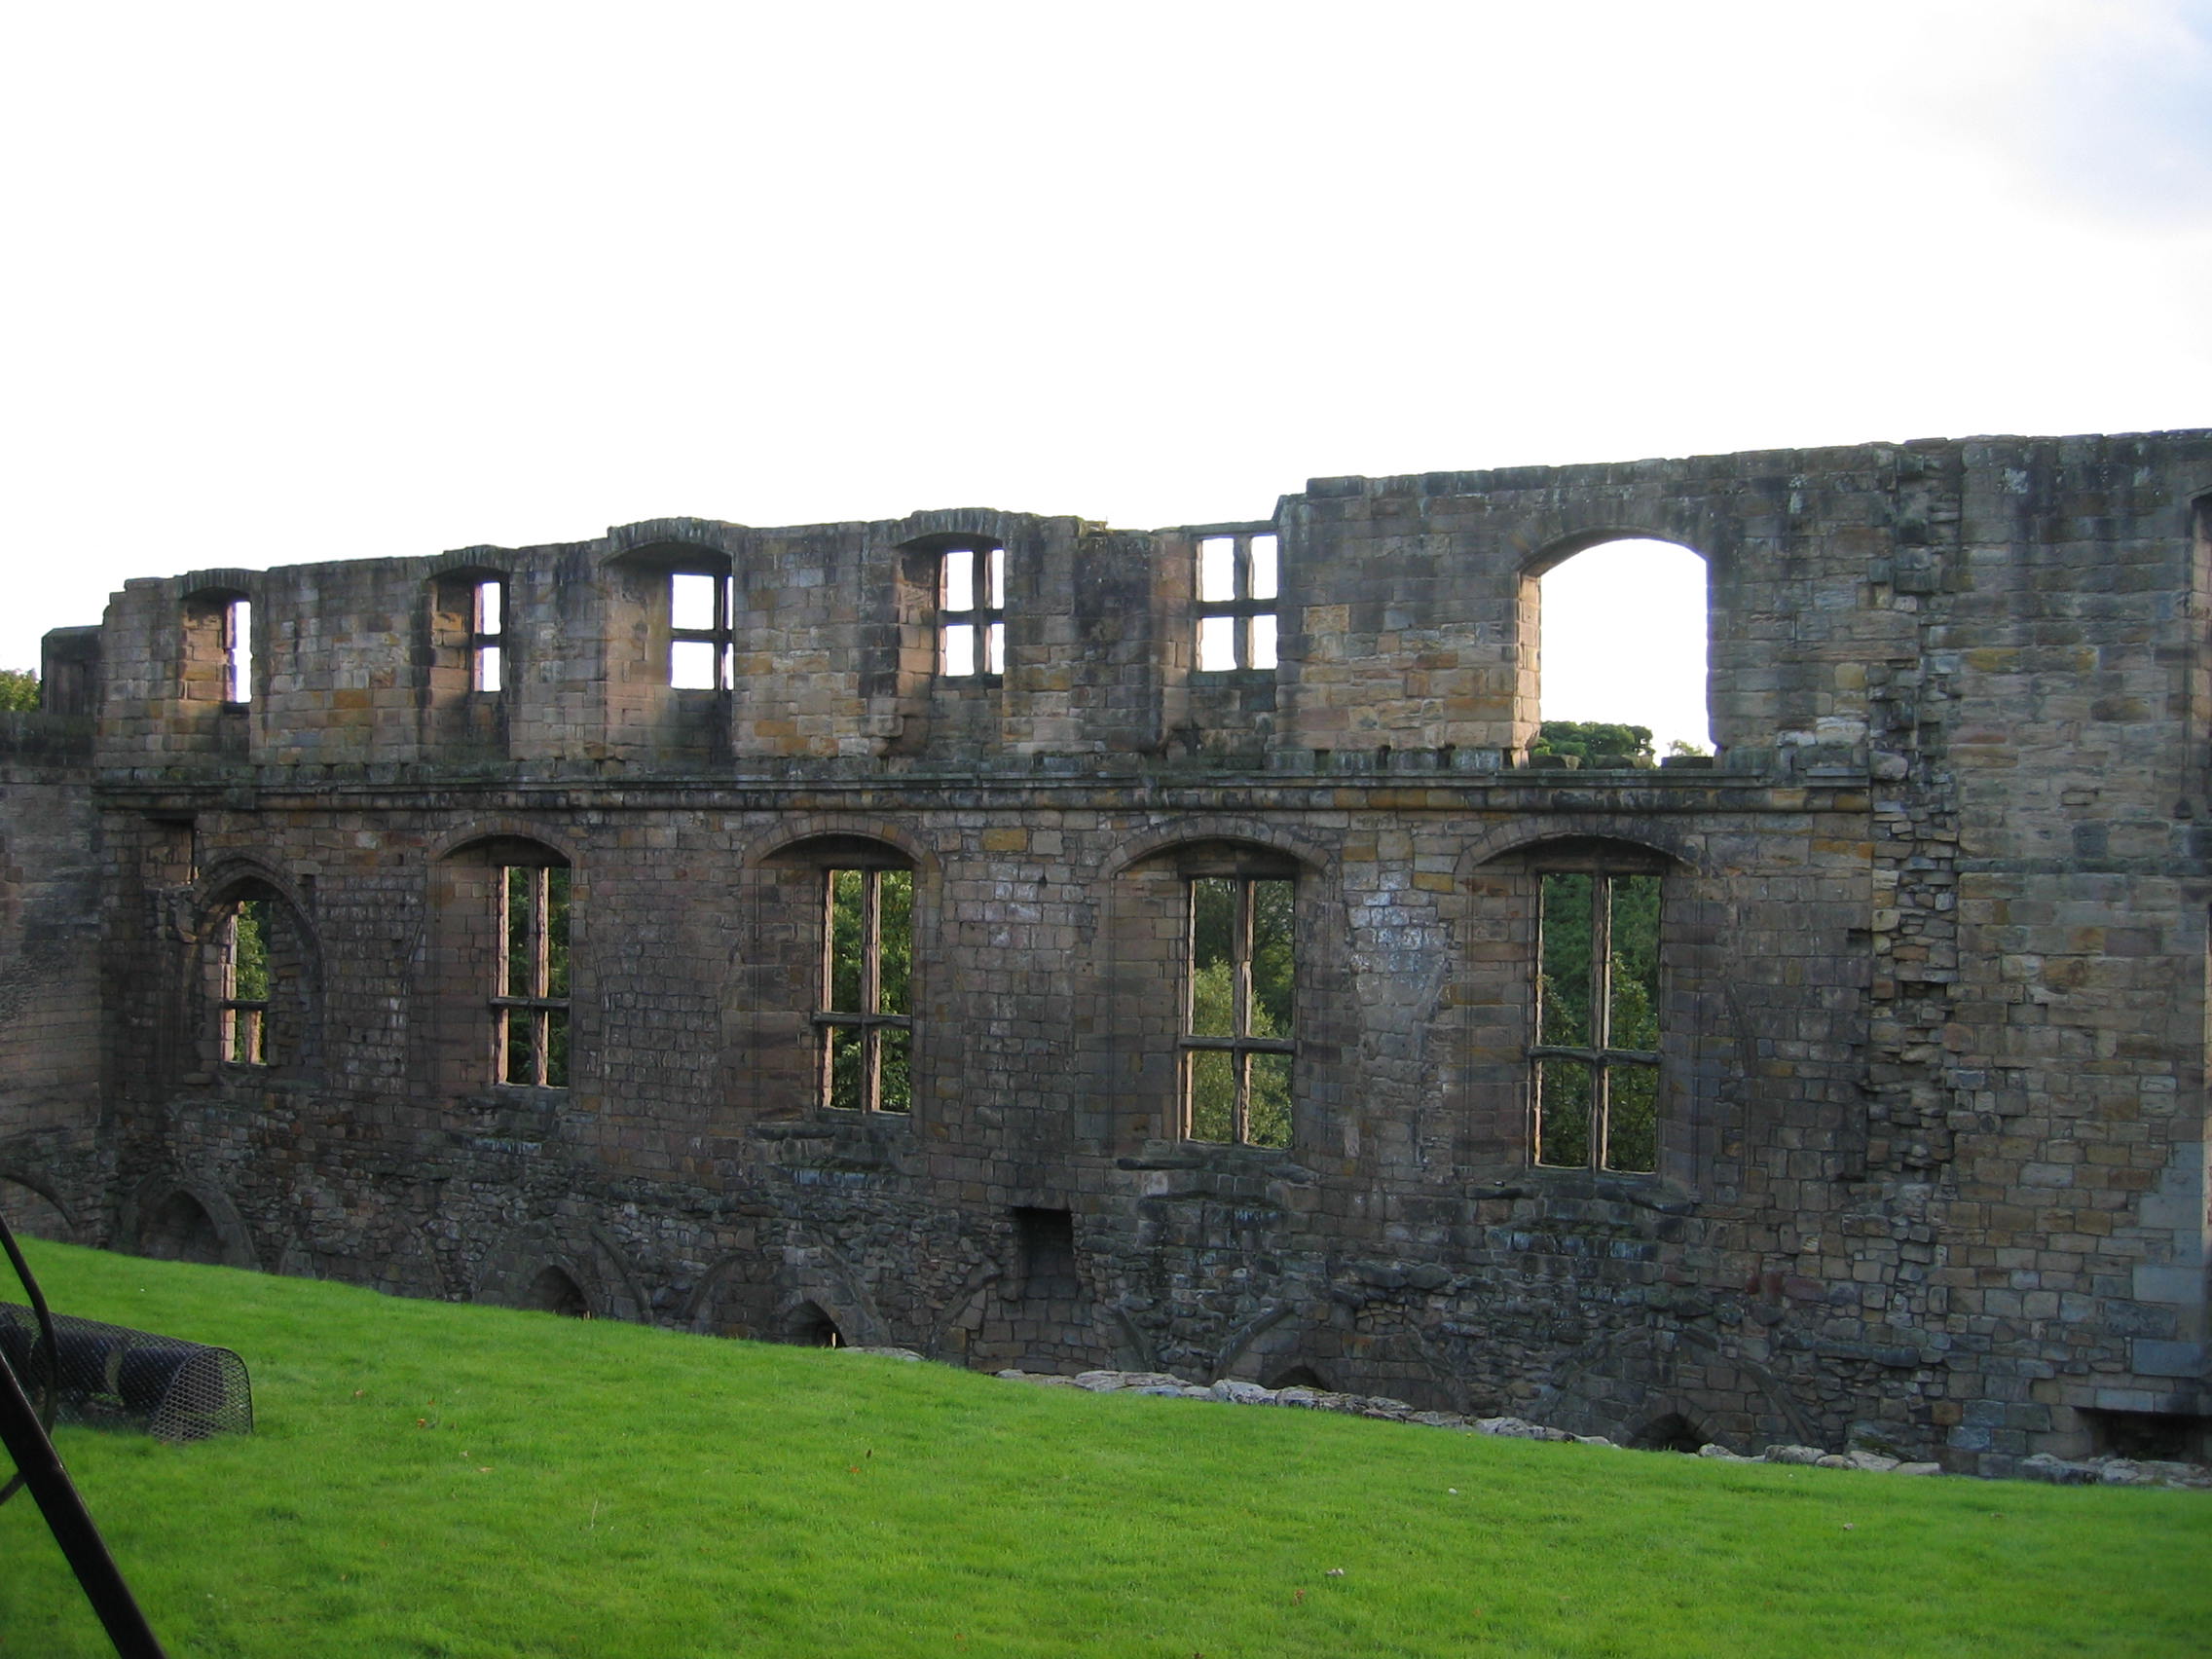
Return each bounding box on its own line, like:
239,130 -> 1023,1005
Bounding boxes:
1,1239 -> 2205,1658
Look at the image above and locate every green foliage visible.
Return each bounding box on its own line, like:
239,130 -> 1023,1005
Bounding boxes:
0,668 -> 37,711
6,1241 -> 2208,1658
1533,720 -> 1654,762
231,901 -> 271,1003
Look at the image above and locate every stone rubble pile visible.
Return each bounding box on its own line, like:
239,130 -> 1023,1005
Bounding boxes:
984,1368 -> 2212,1491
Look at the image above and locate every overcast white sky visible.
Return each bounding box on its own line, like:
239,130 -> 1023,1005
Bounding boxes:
2,1 -> 2206,747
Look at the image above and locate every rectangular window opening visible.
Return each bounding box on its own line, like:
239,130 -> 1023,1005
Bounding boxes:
1532,869 -> 1660,1173
224,600 -> 253,704
816,866 -> 914,1114
496,865 -> 571,1088
940,546 -> 1005,680
1182,875 -> 1294,1148
1194,531 -> 1279,673
669,571 -> 734,689
220,899 -> 272,1066
471,579 -> 504,694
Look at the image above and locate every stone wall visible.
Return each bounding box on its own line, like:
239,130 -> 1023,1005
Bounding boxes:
3,429 -> 2208,1474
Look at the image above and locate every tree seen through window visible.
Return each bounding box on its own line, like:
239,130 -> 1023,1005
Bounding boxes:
1185,876 -> 1294,1147
1534,868 -> 1660,1171
821,867 -> 912,1113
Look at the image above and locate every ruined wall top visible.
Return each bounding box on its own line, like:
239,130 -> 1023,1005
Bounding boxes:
30,429 -> 2212,791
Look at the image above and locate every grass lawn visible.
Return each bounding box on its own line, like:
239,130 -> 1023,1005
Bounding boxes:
1,1239 -> 2206,1658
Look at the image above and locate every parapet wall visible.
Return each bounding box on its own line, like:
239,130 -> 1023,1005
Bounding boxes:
3,429 -> 2208,1474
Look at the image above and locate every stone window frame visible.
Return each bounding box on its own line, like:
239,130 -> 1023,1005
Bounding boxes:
1193,529 -> 1280,674
937,541 -> 1006,681
669,568 -> 736,691
494,858 -> 571,1090
180,586 -> 255,706
188,866 -> 320,1084
216,895 -> 273,1067
1527,840 -> 1670,1174
467,576 -> 506,694
812,850 -> 914,1115
1181,868 -> 1297,1147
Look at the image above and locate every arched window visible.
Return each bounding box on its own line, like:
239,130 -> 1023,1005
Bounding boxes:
1533,538 -> 1709,758
197,877 -> 314,1076
435,836 -> 575,1092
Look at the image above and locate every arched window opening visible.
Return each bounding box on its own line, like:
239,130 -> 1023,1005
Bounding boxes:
787,1301 -> 843,1347
199,877 -> 312,1076
140,1191 -> 224,1265
1263,1363 -> 1333,1393
1530,840 -> 1669,1174
526,1266 -> 590,1318
1534,539 -> 1708,758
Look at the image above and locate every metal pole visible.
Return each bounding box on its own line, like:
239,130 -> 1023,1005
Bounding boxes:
0,1251 -> 168,1659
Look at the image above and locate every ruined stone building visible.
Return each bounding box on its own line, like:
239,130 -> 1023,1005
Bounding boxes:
2,429 -> 2208,1474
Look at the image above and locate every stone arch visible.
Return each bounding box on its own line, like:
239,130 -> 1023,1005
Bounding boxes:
1512,527 -> 1714,764
1530,1323 -> 1816,1451
1099,822 -> 1350,1156
1107,815 -> 1330,880
422,830 -> 579,1097
524,1265 -> 591,1318
1457,819 -> 1705,881
734,826 -> 936,1122
119,1176 -> 257,1270
682,1247 -> 782,1341
472,1225 -> 643,1322
781,1299 -> 845,1346
0,1170 -> 77,1243
778,1238 -> 889,1347
738,816 -> 940,878
424,818 -> 585,870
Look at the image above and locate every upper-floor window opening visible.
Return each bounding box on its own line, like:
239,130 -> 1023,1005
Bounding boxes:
497,863 -> 571,1088
222,600 -> 252,703
819,866 -> 913,1113
670,571 -> 735,690
1185,872 -> 1294,1147
470,579 -> 504,694
219,896 -> 272,1065
940,544 -> 1005,679
1196,533 -> 1278,672
1535,538 -> 1708,756
1532,859 -> 1662,1172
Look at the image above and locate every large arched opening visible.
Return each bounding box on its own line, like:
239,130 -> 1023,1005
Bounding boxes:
1531,537 -> 1710,761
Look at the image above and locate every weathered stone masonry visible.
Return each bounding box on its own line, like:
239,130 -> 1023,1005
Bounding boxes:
2,431 -> 2208,1474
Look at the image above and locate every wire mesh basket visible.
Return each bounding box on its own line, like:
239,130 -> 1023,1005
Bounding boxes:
0,1303 -> 252,1442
